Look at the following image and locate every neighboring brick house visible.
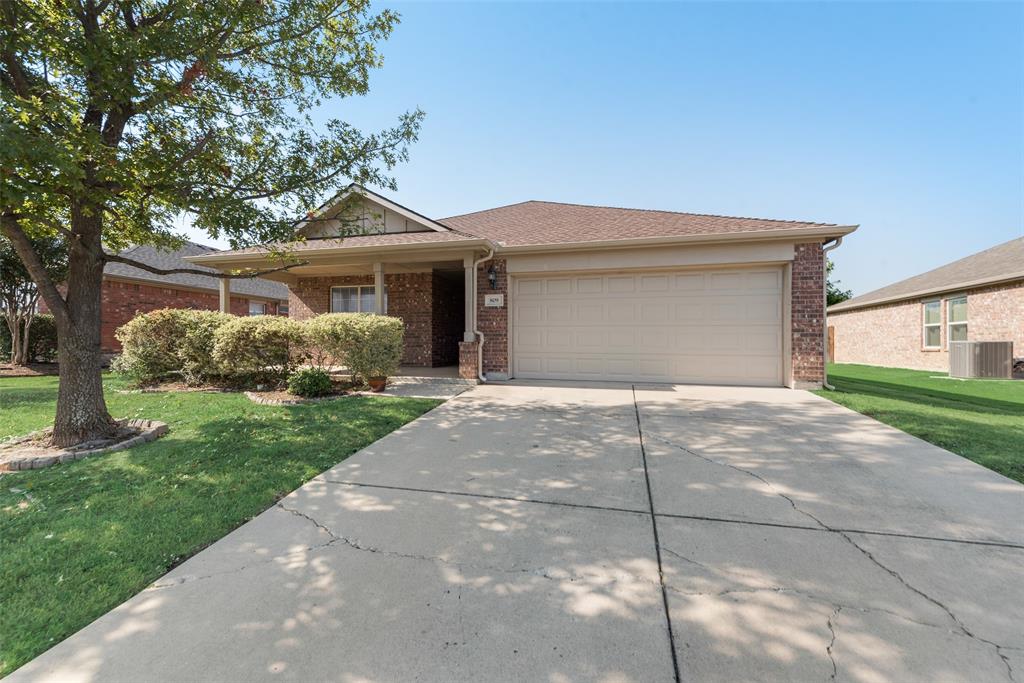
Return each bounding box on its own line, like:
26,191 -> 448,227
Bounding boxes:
189,185 -> 856,389
42,243 -> 289,353
829,237 -> 1024,371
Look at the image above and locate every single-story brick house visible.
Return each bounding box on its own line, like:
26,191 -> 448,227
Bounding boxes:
42,243 -> 289,353
828,237 -> 1023,371
187,186 -> 857,388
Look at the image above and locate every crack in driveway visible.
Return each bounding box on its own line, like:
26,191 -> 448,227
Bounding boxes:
646,429 -> 1018,682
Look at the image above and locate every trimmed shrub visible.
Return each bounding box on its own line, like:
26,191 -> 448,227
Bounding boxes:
287,367 -> 333,397
302,312 -> 360,370
212,315 -> 306,386
178,310 -> 234,384
343,314 -> 404,382
0,313 -> 57,363
113,309 -> 232,385
114,309 -> 190,383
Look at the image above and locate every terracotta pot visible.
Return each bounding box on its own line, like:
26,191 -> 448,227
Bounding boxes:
367,377 -> 387,392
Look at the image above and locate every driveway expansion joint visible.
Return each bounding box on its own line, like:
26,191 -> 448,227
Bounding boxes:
646,427 -> 1019,681
632,385 -> 682,683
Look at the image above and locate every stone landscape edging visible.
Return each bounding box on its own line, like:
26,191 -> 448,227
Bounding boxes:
0,419 -> 169,472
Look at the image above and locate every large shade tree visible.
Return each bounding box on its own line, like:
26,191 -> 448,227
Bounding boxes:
1,0 -> 423,446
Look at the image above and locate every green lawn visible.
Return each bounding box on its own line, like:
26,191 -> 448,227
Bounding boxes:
0,374 -> 440,677
817,363 -> 1024,484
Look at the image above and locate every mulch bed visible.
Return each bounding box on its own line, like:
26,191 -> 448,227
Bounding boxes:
0,363 -> 60,378
0,418 -> 168,472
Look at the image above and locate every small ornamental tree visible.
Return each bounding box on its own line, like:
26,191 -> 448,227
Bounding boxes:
0,234 -> 67,365
1,0 -> 422,445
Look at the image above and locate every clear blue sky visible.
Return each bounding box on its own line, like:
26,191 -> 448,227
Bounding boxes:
188,1 -> 1024,296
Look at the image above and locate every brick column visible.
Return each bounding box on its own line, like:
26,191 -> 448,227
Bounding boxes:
458,341 -> 480,380
791,242 -> 825,388
477,258 -> 509,378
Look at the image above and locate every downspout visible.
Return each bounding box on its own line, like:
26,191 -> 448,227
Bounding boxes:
822,237 -> 843,390
472,247 -> 495,383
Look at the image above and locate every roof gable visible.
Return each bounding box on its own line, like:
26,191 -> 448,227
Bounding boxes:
297,184 -> 450,238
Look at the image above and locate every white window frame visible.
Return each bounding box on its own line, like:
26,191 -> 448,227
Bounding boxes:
330,285 -> 387,313
248,301 -> 267,316
922,300 -> 941,349
946,295 -> 968,346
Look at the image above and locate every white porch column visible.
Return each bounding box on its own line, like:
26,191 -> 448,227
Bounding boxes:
373,262 -> 385,314
463,254 -> 476,342
218,278 -> 230,313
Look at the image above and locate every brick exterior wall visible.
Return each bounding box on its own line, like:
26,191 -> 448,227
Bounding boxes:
830,279 -> 1024,371
287,271 -> 463,367
791,242 -> 826,387
477,258 -> 509,376
84,278 -> 281,353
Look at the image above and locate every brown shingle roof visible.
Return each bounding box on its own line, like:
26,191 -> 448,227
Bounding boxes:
829,237 -> 1024,313
441,200 -> 849,247
105,243 -> 288,300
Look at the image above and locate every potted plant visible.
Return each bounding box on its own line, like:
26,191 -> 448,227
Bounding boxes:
367,376 -> 388,392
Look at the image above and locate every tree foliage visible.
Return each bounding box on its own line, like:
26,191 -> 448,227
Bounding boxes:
0,0 -> 421,444
1,0 -> 422,251
826,259 -> 852,307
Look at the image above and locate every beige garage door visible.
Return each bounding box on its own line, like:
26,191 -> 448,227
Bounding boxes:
512,267 -> 784,386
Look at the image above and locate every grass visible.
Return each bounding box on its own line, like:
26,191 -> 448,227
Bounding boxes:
0,374 -> 440,677
816,363 -> 1024,484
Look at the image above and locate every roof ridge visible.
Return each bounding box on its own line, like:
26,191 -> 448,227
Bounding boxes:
510,199 -> 842,227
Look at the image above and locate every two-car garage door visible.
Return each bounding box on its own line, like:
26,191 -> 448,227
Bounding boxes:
512,267 -> 784,386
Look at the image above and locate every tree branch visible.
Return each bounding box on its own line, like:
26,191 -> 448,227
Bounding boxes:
0,215 -> 69,326
103,252 -> 308,279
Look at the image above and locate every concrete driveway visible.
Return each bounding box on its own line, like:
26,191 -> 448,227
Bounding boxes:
11,383 -> 1024,682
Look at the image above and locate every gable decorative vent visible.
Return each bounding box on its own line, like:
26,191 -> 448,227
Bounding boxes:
949,341 -> 1013,379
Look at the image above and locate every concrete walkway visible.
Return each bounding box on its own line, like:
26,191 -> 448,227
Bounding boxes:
11,383 -> 1024,682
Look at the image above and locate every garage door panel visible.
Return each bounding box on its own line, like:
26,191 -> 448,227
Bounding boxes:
576,277 -> 604,294
513,268 -> 784,385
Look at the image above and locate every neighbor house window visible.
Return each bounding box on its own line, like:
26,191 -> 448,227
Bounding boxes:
249,301 -> 266,316
330,285 -> 386,313
947,296 -> 968,344
923,300 -> 941,349
279,303 -> 289,316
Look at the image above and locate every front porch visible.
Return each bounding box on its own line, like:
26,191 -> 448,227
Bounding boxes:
196,237 -> 500,379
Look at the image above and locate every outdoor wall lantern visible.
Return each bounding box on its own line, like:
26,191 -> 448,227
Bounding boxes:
487,264 -> 498,289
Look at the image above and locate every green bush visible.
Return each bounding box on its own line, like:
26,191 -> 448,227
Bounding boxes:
28,314 -> 58,362
343,314 -> 404,382
178,310 -> 234,384
113,309 -> 232,385
113,309 -> 188,383
0,314 -> 57,363
302,313 -> 359,370
287,367 -> 333,397
212,315 -> 306,386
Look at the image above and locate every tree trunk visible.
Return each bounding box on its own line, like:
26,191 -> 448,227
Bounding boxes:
51,210 -> 116,447
19,314 -> 33,364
